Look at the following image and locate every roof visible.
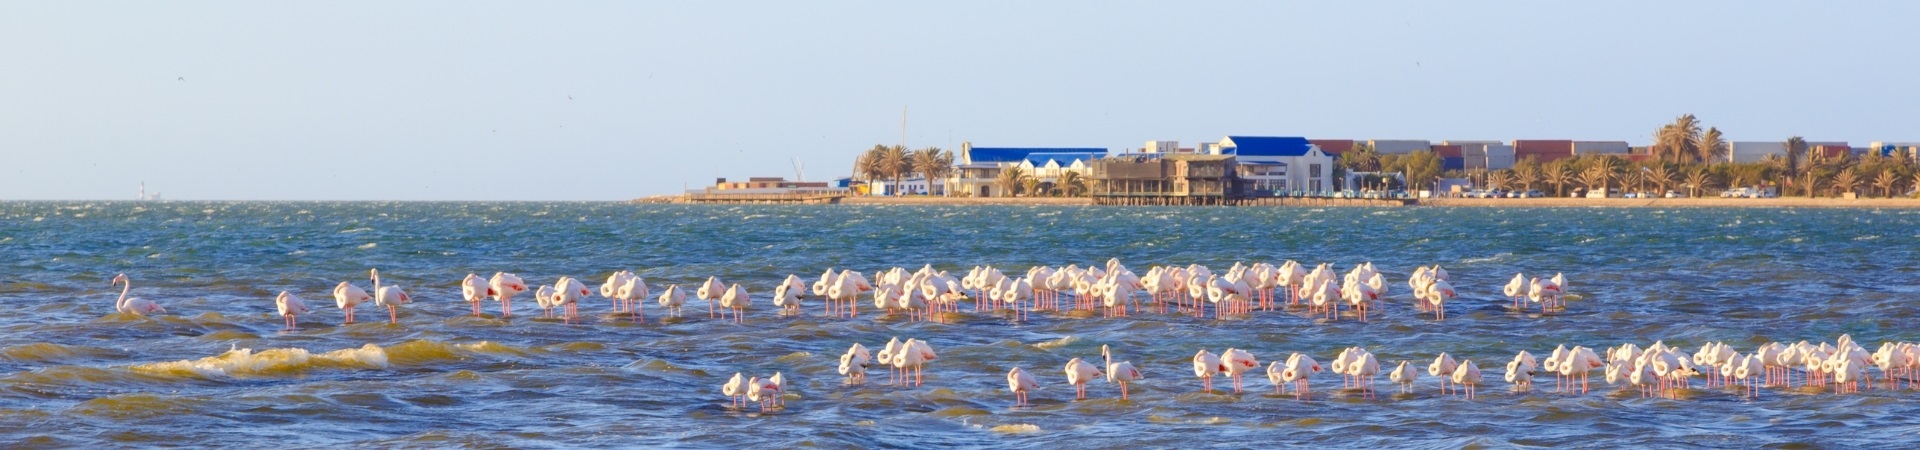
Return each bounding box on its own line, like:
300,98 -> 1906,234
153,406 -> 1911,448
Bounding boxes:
1220,136 -> 1314,157
1024,152 -> 1104,167
1160,154 -> 1235,162
967,147 -> 1108,164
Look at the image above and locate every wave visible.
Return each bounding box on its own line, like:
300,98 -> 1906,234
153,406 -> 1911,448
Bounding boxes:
131,343 -> 389,378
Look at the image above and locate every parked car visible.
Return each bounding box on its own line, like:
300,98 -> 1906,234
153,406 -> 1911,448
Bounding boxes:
1665,190 -> 1685,198
1524,190 -> 1544,198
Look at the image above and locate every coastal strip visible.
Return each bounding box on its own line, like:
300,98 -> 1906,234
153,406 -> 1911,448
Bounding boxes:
639,195 -> 1920,208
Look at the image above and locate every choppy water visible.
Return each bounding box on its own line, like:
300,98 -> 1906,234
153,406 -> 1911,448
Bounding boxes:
3,201 -> 1919,447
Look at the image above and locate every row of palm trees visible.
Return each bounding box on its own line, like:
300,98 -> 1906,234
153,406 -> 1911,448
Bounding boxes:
992,166 -> 1089,197
853,145 -> 952,195
1483,148 -> 1917,199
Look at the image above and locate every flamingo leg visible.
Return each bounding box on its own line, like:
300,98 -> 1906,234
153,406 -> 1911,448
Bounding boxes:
388,305 -> 398,324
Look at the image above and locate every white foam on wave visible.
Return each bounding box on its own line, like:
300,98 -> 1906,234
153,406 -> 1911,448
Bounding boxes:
132,344 -> 389,378
357,243 -> 378,249
1033,336 -> 1078,349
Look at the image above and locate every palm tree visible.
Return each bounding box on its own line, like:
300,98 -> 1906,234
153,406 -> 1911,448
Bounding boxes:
1340,143 -> 1381,172
1487,171 -> 1513,191
1783,136 -> 1808,191
878,145 -> 910,195
1646,163 -> 1675,194
1621,170 -> 1644,195
856,145 -> 891,195
1020,175 -> 1041,197
1803,163 -> 1828,198
1695,127 -> 1727,163
1873,169 -> 1903,198
1683,167 -> 1713,198
1579,166 -> 1611,195
910,147 -> 953,196
1513,164 -> 1541,192
1056,171 -> 1089,197
994,165 -> 1027,197
1832,168 -> 1863,197
1544,163 -> 1573,197
1656,115 -> 1703,162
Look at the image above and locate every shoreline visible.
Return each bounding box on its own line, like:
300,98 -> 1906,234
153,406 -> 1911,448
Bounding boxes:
638,195 -> 1920,208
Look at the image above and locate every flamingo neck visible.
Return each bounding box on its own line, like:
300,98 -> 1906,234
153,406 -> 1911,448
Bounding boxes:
373,272 -> 381,292
116,280 -> 130,309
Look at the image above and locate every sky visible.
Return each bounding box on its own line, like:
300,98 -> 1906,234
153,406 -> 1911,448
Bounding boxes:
3,1 -> 1916,200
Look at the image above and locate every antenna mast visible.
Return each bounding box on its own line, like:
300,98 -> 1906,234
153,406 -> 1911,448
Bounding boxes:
792,157 -> 806,182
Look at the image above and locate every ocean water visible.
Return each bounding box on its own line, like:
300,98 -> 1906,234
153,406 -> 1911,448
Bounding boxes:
2,201 -> 1919,447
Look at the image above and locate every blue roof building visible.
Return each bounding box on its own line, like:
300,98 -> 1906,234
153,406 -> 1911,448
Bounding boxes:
1218,136 -> 1315,157
951,142 -> 1110,198
1215,135 -> 1336,194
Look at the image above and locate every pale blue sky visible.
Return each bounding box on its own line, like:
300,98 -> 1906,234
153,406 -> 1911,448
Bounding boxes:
3,1 -> 1915,200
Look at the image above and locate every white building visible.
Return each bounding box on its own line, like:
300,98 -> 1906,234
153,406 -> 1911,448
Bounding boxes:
870,177 -> 933,196
1216,136 -> 1336,193
948,142 -> 1108,197
1143,140 -> 1185,154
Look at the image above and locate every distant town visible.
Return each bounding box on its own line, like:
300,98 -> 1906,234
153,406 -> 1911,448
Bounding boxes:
676,116 -> 1919,205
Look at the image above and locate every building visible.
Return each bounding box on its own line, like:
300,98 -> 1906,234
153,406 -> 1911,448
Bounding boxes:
1143,140 -> 1188,154
949,142 -> 1108,197
870,177 -> 932,196
1309,139 -> 1354,157
1088,153 -> 1237,205
1868,141 -> 1920,162
1216,136 -> 1336,193
711,177 -> 831,190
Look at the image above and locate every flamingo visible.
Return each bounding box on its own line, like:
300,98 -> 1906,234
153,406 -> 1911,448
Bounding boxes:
1103,345 -> 1143,400
772,282 -> 801,317
1348,351 -> 1380,399
768,372 -> 788,407
553,276 -> 591,324
722,372 -> 747,409
1506,358 -> 1534,392
657,285 -> 687,318
273,291 -> 310,330
600,271 -> 636,313
1064,357 -> 1103,400
720,283 -> 750,323
1008,367 -> 1040,407
107,273 -> 166,316
1503,273 -> 1527,310
1281,353 -> 1322,400
615,274 -> 650,322
697,276 -> 727,319
839,343 -> 871,384
893,338 -> 935,387
1426,279 -> 1455,320
1221,348 -> 1259,394
1389,360 -> 1420,394
1194,349 -> 1224,393
1453,359 -> 1483,399
1429,352 -> 1459,395
370,269 -> 411,324
460,273 -> 492,317
746,376 -> 780,412
534,285 -> 556,318
332,280 -> 371,324
488,272 -> 527,317
1733,353 -> 1763,398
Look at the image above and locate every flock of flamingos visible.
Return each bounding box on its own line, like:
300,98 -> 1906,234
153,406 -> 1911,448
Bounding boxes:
102,258 -> 1919,412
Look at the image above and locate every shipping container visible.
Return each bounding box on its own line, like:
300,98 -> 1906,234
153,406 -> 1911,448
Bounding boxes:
1728,141 -> 1784,163
1485,144 -> 1516,169
1369,139 -> 1433,154
1442,157 -> 1465,171
1572,141 -> 1630,154
1431,145 -> 1463,158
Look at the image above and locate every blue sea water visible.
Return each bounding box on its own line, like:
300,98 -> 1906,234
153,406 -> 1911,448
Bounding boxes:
2,201 -> 1918,447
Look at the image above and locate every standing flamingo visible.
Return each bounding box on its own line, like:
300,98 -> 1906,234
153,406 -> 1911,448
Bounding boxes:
616,274 -> 650,322
1064,357 -> 1103,400
1221,348 -> 1259,394
722,372 -> 747,409
1430,352 -> 1459,395
697,276 -> 727,319
1426,279 -> 1455,320
1008,367 -> 1040,407
488,272 -> 527,317
657,285 -> 687,318
1453,359 -> 1483,399
1103,345 -> 1143,400
273,291 -> 310,330
460,273 -> 492,317
533,285 -> 557,318
553,276 -> 591,324
1194,349 -> 1224,393
720,283 -> 750,323
108,273 -> 166,316
1281,353 -> 1322,400
1389,360 -> 1420,394
1503,273 -> 1527,310
332,281 -> 370,324
370,269 -> 411,324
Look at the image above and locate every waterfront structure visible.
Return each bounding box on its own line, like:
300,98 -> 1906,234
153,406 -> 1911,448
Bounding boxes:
1088,153 -> 1237,205
1868,141 -> 1920,162
950,142 -> 1107,197
686,177 -> 848,203
1214,136 -> 1336,193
